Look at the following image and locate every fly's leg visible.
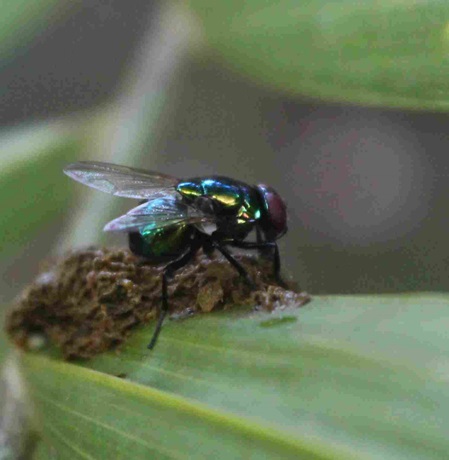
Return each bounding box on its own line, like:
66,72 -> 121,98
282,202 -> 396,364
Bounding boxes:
255,226 -> 263,244
147,239 -> 201,350
230,240 -> 283,285
212,241 -> 257,289
255,226 -> 272,257
272,243 -> 281,281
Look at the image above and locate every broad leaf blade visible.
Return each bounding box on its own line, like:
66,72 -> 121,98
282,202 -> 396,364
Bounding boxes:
18,295 -> 449,458
188,1 -> 449,110
23,354 -> 339,460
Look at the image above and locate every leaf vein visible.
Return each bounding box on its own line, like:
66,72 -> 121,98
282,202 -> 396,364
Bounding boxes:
32,387 -> 186,460
45,421 -> 97,460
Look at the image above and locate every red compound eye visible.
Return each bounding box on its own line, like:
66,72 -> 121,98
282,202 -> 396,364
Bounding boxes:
256,184 -> 287,240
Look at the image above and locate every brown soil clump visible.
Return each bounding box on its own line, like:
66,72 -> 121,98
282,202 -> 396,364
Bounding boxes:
6,247 -> 310,359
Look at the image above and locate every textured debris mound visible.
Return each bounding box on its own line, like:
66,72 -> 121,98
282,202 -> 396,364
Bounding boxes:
6,247 -> 310,359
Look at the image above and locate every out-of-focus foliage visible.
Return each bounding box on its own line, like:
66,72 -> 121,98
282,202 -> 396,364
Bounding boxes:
0,326 -> 6,368
0,123 -> 82,257
2,2 -> 449,459
0,0 -> 63,62
188,0 -> 449,110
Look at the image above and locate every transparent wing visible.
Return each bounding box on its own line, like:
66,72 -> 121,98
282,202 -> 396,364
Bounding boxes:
63,161 -> 179,199
103,196 -> 216,233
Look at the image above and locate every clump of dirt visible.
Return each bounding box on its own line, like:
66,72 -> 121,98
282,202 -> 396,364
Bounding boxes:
5,247 -> 310,359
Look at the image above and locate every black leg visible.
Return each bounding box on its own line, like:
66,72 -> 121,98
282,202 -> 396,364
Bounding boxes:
229,240 -> 282,282
147,240 -> 201,350
255,225 -> 272,259
212,241 -> 257,289
272,242 -> 281,282
256,226 -> 263,244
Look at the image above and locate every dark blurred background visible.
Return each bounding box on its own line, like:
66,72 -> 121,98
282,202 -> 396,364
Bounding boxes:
1,0 -> 448,306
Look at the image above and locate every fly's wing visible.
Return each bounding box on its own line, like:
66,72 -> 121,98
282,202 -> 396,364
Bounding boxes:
103,196 -> 216,233
63,161 -> 179,199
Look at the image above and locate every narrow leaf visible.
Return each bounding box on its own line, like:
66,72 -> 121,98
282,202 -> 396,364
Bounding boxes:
188,1 -> 449,110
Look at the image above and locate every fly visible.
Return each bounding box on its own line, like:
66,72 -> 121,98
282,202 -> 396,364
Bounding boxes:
64,161 -> 288,349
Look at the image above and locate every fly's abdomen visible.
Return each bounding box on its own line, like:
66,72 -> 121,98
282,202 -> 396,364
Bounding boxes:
128,224 -> 194,263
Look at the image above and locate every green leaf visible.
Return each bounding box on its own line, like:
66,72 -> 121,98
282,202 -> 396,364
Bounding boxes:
18,295 -> 449,458
23,355 -> 335,460
188,1 -> 449,110
0,0 -> 63,62
0,121 -> 82,256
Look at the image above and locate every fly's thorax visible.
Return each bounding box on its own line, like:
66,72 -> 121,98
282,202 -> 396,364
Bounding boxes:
128,224 -> 195,263
176,180 -> 202,201
178,176 -> 262,222
200,177 -> 242,209
177,176 -> 263,239
177,177 -> 243,211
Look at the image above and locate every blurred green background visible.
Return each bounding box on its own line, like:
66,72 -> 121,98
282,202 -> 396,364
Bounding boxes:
3,2 -> 449,458
1,0 -> 449,312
